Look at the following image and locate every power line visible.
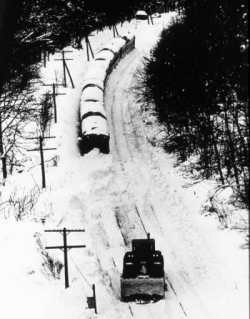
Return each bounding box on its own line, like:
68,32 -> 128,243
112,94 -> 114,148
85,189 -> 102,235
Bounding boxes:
69,254 -> 92,289
135,205 -> 148,235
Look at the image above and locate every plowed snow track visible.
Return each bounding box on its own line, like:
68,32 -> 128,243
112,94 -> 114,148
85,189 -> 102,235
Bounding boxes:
104,49 -> 246,319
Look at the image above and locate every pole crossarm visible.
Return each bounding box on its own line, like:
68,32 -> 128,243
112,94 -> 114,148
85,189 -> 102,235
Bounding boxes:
54,58 -> 74,61
28,147 -> 57,152
45,229 -> 85,233
43,148 -> 57,151
43,83 -> 64,87
26,136 -> 56,140
46,245 -> 86,250
43,92 -> 66,96
55,50 -> 73,53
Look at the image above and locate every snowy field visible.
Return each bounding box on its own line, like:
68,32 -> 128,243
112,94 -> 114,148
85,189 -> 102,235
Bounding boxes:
0,13 -> 248,319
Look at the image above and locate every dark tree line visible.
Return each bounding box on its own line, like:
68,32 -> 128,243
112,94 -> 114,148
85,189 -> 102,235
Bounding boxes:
141,0 -> 249,204
0,0 -> 170,94
0,0 -> 172,181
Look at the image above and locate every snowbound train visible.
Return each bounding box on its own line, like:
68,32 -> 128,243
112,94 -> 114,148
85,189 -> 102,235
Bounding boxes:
79,36 -> 135,155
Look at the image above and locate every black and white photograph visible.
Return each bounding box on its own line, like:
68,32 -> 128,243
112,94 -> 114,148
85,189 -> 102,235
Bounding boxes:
0,1 -> 249,318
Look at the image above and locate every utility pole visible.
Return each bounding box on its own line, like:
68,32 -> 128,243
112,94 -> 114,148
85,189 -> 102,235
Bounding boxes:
0,111 -> 7,182
27,136 -> 56,188
45,228 -> 86,288
43,83 -> 66,123
42,51 -> 47,68
112,25 -> 119,38
39,136 -> 45,188
55,51 -> 75,88
85,37 -> 95,61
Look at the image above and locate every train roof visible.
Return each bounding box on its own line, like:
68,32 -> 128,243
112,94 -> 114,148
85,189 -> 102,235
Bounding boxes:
108,37 -> 127,53
80,101 -> 105,117
81,86 -> 103,102
95,49 -> 115,62
81,116 -> 109,136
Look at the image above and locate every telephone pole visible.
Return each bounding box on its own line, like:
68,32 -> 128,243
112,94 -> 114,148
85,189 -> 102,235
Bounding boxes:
43,83 -> 66,123
55,51 -> 75,88
27,136 -> 56,188
0,111 -> 7,182
85,37 -> 95,61
45,228 -> 86,288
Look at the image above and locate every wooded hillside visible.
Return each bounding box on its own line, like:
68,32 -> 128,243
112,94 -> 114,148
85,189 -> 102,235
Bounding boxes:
141,0 -> 249,204
0,0 -> 167,93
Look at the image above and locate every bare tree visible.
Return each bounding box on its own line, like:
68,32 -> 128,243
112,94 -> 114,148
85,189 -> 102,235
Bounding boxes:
0,88 -> 39,182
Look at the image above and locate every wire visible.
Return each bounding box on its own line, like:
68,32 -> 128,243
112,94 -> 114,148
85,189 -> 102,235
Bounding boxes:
69,255 -> 92,290
135,205 -> 148,236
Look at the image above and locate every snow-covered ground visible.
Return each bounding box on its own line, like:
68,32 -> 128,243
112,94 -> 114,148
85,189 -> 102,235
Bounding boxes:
0,12 -> 248,319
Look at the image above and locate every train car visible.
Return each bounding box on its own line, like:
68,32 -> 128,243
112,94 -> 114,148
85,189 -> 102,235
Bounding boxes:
135,10 -> 148,20
101,37 -> 127,56
81,83 -> 104,103
111,38 -> 127,53
79,100 -> 110,154
95,49 -> 115,63
79,36 -> 133,155
82,63 -> 106,89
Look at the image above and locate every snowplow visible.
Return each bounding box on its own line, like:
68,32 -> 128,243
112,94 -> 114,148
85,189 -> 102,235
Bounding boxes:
121,234 -> 166,302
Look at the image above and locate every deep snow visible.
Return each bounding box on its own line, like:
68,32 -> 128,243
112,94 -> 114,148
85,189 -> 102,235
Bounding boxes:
0,12 -> 248,319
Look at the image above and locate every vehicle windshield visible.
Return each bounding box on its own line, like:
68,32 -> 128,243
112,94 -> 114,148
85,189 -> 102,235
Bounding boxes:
132,240 -> 155,253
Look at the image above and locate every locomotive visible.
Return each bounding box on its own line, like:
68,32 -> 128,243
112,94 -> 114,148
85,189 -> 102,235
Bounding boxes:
121,234 -> 166,301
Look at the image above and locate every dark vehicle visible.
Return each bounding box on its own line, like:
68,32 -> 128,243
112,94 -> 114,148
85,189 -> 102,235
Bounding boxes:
121,234 -> 166,301
135,10 -> 148,20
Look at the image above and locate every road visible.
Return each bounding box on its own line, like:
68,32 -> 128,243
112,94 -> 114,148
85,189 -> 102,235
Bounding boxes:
103,47 -> 247,319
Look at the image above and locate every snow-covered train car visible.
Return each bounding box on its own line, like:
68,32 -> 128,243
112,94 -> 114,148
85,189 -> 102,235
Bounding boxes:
81,63 -> 107,90
79,36 -> 133,155
81,84 -> 104,103
79,100 -> 110,154
109,37 -> 127,53
93,58 -> 112,74
99,37 -> 127,58
95,49 -> 115,63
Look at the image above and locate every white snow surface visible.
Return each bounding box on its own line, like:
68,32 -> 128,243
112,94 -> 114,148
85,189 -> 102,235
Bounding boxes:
0,12 -> 248,319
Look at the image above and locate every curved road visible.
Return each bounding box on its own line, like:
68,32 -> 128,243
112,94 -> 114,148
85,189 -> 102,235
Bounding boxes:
104,49 -> 246,319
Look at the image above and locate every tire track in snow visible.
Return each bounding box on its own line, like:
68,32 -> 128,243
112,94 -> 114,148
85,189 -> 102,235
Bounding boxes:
135,204 -> 189,318
106,50 -> 140,163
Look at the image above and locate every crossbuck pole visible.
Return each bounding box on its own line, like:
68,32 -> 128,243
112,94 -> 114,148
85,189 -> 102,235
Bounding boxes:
45,228 -> 86,288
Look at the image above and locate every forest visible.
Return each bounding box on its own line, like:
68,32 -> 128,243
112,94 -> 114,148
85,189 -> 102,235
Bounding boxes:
141,0 -> 249,204
0,0 -> 169,92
